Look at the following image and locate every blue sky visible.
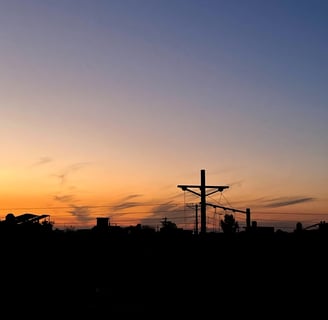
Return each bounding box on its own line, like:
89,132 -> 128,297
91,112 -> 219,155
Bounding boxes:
0,0 -> 327,231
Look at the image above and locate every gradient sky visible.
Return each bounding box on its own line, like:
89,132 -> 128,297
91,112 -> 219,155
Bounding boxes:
1,0 -> 327,231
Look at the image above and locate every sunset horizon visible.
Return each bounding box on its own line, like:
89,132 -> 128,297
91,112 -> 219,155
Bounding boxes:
1,1 -> 327,233
1,168 -> 326,232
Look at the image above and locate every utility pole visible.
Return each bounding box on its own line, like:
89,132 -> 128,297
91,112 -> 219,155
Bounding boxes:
177,169 -> 229,234
187,203 -> 199,235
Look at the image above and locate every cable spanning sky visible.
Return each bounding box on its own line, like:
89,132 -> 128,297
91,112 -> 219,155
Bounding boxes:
1,0 -> 327,231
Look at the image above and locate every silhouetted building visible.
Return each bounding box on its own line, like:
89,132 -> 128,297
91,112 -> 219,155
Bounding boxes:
96,217 -> 110,231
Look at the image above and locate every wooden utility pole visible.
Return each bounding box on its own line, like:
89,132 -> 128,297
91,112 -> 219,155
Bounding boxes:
187,203 -> 199,235
177,169 -> 229,234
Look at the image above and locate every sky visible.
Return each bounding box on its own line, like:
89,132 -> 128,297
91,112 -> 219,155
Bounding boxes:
1,0 -> 327,232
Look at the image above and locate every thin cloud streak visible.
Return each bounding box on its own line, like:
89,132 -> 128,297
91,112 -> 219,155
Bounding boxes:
52,162 -> 92,185
29,156 -> 53,167
53,194 -> 75,203
111,194 -> 144,212
263,197 -> 315,208
141,201 -> 188,227
68,205 -> 92,223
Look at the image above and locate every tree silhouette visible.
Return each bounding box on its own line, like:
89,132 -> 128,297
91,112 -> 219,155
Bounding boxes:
220,213 -> 239,234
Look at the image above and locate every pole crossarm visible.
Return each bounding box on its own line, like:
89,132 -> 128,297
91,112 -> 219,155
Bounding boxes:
177,185 -> 229,197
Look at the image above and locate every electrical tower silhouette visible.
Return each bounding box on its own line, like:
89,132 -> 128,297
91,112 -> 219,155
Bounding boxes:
177,169 -> 229,234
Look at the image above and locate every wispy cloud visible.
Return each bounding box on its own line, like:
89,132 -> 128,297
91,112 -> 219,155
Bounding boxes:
111,194 -> 143,212
52,162 -> 91,185
141,201 -> 185,226
263,196 -> 315,208
30,156 -> 53,167
68,205 -> 92,223
54,194 -> 75,203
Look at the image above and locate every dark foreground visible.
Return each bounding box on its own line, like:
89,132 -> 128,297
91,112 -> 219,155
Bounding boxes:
1,229 -> 327,318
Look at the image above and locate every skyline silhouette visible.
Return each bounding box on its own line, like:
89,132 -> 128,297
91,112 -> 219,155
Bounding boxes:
1,205 -> 327,236
1,209 -> 327,317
